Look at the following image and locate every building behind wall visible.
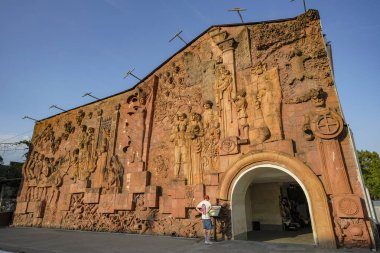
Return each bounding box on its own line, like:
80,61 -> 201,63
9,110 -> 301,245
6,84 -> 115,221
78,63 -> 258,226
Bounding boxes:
13,10 -> 377,248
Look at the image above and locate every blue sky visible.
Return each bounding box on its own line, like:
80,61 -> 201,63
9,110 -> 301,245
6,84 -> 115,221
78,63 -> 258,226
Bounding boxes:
0,0 -> 379,164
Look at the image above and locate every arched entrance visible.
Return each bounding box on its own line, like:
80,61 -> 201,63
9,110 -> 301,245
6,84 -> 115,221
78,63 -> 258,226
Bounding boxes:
218,151 -> 337,248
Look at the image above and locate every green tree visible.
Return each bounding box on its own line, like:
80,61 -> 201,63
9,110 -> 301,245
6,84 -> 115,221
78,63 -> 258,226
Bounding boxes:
358,150 -> 380,200
17,139 -> 33,159
0,155 -> 3,165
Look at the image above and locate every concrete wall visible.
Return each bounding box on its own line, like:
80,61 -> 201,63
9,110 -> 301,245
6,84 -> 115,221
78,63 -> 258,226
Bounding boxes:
250,183 -> 283,230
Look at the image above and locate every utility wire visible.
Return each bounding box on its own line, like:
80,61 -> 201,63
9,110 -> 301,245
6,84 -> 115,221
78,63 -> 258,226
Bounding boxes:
0,130 -> 32,143
0,149 -> 28,152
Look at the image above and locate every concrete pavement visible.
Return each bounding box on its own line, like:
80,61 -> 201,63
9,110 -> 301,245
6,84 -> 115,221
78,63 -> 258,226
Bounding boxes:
0,227 -> 374,253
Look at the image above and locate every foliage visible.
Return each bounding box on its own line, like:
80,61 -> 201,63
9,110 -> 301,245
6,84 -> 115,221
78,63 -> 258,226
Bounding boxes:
358,150 -> 380,200
0,155 -> 3,165
17,139 -> 33,159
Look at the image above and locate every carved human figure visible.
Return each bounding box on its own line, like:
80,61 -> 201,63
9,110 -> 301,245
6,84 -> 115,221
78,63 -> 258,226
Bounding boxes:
24,151 -> 37,180
86,127 -> 96,173
33,153 -> 43,181
76,125 -> 88,176
202,101 -> 220,140
254,63 -> 283,142
170,113 -> 189,180
37,156 -> 51,199
70,148 -> 80,183
202,101 -> 220,172
47,157 -> 68,206
214,64 -> 233,138
78,125 -> 87,148
105,155 -> 123,192
187,112 -> 204,184
287,48 -> 312,85
73,125 -> 95,182
232,90 -> 249,140
93,128 -> 110,188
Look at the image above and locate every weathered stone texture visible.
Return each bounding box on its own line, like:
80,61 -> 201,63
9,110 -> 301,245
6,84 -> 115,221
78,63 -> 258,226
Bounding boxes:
13,10 -> 374,248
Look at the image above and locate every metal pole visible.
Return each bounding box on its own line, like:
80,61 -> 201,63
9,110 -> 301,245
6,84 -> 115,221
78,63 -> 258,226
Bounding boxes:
213,217 -> 217,241
124,68 -> 142,81
22,116 -> 38,122
228,8 -> 247,23
49,105 -> 66,112
303,0 -> 307,13
169,31 -> 187,45
82,92 -> 100,100
237,11 -> 244,23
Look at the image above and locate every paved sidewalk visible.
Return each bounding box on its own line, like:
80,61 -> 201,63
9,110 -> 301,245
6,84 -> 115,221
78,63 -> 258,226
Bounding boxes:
0,227 -> 374,253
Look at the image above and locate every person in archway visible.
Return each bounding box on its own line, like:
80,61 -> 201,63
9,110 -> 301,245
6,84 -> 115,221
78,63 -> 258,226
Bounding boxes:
196,195 -> 212,244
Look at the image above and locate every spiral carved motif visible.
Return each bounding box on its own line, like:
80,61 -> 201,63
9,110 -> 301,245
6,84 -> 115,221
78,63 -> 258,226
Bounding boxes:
220,138 -> 236,153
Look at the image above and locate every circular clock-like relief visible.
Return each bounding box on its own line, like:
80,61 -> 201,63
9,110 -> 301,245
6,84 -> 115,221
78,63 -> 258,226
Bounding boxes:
338,198 -> 359,216
312,111 -> 344,139
317,114 -> 340,135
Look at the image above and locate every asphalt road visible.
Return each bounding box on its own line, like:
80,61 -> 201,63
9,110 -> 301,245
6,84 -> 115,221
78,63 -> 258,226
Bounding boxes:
0,227 -> 374,253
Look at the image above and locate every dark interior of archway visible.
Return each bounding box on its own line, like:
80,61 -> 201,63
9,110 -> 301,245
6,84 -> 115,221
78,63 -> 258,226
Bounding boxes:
246,182 -> 314,245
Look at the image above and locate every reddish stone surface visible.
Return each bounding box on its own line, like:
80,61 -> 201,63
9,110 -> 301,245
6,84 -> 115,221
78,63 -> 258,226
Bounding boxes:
83,188 -> 100,204
14,202 -> 28,214
12,10 -> 374,248
144,186 -> 158,208
114,192 -> 134,210
129,171 -> 150,193
159,194 -> 172,214
171,199 -> 186,218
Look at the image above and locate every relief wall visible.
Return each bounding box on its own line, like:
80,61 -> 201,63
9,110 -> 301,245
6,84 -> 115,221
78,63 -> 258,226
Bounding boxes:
13,10 -> 373,248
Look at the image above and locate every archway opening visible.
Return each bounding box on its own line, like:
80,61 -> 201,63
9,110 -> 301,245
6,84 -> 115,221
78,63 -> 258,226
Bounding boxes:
231,165 -> 315,245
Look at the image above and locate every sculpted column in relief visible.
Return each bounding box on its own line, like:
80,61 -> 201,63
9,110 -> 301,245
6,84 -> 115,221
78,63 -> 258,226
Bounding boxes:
302,88 -> 349,194
302,88 -> 371,247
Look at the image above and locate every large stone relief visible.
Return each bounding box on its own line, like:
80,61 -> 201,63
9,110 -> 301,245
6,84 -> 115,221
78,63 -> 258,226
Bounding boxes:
13,10 -> 373,248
